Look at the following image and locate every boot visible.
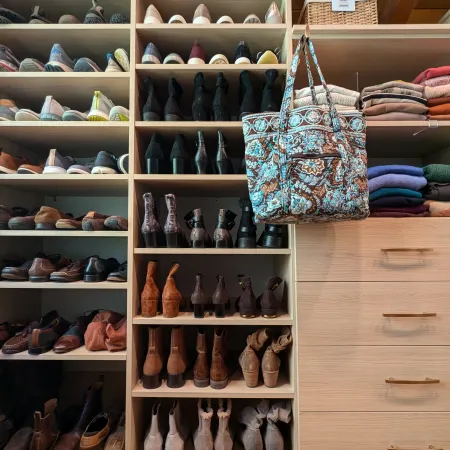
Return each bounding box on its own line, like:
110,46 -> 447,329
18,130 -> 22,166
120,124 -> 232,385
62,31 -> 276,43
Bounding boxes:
261,69 -> 279,113
212,72 -> 231,121
170,134 -> 191,174
257,224 -> 287,249
192,72 -> 210,121
141,261 -> 160,317
144,402 -> 163,450
191,273 -> 210,318
167,327 -> 187,388
262,327 -> 292,388
166,401 -> 188,450
194,131 -> 210,174
216,130 -> 233,174
145,133 -> 167,174
236,275 -> 257,318
143,76 -> 162,121
258,276 -> 283,318
164,77 -> 184,121
193,399 -> 213,450
215,399 -> 233,450
238,400 -> 269,450
184,208 -> 212,248
239,70 -> 258,119
210,327 -> 228,390
164,194 -> 187,248
30,399 -> 59,450
213,209 -> 237,248
239,328 -> 270,388
236,198 -> 257,248
212,275 -> 229,318
263,402 -> 291,450
143,326 -> 164,389
162,263 -> 182,318
193,327 -> 209,387
141,192 -> 165,248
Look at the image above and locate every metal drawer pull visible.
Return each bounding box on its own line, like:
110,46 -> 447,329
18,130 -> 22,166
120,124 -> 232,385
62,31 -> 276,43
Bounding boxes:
383,313 -> 437,318
388,446 -> 443,450
385,377 -> 440,384
381,248 -> 434,253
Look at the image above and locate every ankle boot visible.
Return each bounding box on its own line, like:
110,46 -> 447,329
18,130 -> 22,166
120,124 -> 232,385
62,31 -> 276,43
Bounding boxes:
170,133 -> 191,174
143,76 -> 162,121
185,208 -> 212,248
213,209 -> 237,248
145,133 -> 167,174
236,198 -> 256,248
144,402 -> 163,450
261,69 -> 279,113
212,275 -> 229,318
194,131 -> 210,174
192,72 -> 210,121
239,70 -> 258,119
191,273 -> 210,318
162,263 -> 182,318
239,328 -> 270,388
257,224 -> 287,248
210,327 -> 228,390
238,400 -> 269,450
166,401 -> 188,450
167,326 -> 187,388
216,130 -> 233,174
236,275 -> 257,318
213,72 -> 231,121
259,276 -> 283,318
164,77 -> 184,121
263,402 -> 291,450
30,399 -> 59,450
262,327 -> 292,388
141,261 -> 160,317
143,326 -> 163,389
193,326 -> 209,387
164,194 -> 187,248
141,192 -> 165,247
215,399 -> 233,450
193,399 -> 213,450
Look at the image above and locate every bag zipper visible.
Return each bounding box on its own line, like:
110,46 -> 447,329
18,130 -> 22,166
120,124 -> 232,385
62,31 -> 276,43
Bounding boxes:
286,152 -> 341,178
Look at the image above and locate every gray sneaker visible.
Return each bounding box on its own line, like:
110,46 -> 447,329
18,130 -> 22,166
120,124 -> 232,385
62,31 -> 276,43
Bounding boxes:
74,58 -> 101,72
29,6 -> 52,24
84,0 -> 106,24
63,110 -> 88,121
19,58 -> 45,72
67,157 -> 96,174
0,45 -> 20,72
44,44 -> 75,72
43,149 -> 76,174
40,96 -> 65,121
87,91 -> 115,121
0,99 -> 18,121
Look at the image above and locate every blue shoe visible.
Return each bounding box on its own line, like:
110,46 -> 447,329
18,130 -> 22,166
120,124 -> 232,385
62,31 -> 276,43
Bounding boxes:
0,7 -> 26,23
74,58 -> 101,72
44,44 -> 75,72
142,43 -> 162,64
84,0 -> 106,24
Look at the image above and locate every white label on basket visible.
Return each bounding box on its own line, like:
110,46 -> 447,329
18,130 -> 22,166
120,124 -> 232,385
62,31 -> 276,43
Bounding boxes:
332,0 -> 355,11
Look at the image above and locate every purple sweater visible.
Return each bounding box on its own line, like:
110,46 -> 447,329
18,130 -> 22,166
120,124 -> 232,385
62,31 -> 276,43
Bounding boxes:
368,165 -> 424,180
368,174 -> 427,193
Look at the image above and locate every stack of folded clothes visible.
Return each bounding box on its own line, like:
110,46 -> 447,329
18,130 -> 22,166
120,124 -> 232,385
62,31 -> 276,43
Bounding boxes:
422,164 -> 450,211
368,165 -> 429,217
360,81 -> 428,121
294,84 -> 359,111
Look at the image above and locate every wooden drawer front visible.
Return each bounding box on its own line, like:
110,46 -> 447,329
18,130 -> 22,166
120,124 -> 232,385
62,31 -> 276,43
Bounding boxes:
298,282 -> 450,345
299,347 -> 450,411
300,412 -> 450,450
295,218 -> 450,281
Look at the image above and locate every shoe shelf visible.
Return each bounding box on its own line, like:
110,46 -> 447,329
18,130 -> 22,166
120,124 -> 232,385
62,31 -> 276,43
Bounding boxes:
0,231 -> 128,237
134,248 -> 291,255
135,121 -> 243,135
0,281 -> 129,289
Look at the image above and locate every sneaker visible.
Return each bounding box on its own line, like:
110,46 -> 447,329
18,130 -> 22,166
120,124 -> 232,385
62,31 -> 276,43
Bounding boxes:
144,4 -> 163,24
0,150 -> 29,174
117,154 -> 128,174
193,4 -> 211,24
16,109 -> 40,121
92,151 -> 119,174
257,48 -> 280,64
88,91 -> 114,121
19,58 -> 45,72
105,56 -> 123,72
0,7 -> 26,23
67,158 -> 95,174
209,54 -> 229,64
45,44 -> 75,72
84,0 -> 106,24
234,41 -> 252,64
58,14 -> 80,24
74,58 -> 101,72
168,15 -> 186,24
63,110 -> 88,121
109,106 -> 129,121
188,39 -> 206,64
43,149 -> 75,174
163,53 -> 184,64
29,6 -> 52,24
0,46 -> 20,72
110,13 -> 129,23
265,1 -> 282,23
40,96 -> 64,121
114,48 -> 129,72
142,43 -> 162,64
217,15 -> 234,24
243,14 -> 261,23
17,163 -> 44,174
0,99 -> 18,121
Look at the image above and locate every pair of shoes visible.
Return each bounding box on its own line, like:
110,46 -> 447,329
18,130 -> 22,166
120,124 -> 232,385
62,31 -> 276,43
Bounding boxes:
84,311 -> 126,351
54,210 -> 128,231
190,274 -> 231,318
143,76 -> 184,121
84,0 -> 129,24
235,41 -> 281,64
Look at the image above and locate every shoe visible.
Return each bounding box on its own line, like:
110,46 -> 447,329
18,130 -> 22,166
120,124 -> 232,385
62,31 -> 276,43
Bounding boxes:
213,72 -> 231,121
0,205 -> 26,229
30,399 -> 60,449
143,76 -> 162,121
193,327 -> 209,387
29,254 -> 71,281
170,133 -> 191,174
265,1 -> 283,24
85,311 -> 123,350
63,109 -> 88,121
82,211 -> 110,230
144,4 -> 163,24
92,151 -> 119,174
114,48 -> 129,71
105,57 -> 123,72
261,69 -> 279,111
257,49 -> 280,65
190,273 -> 210,317
104,412 -> 125,448
143,326 -> 163,388
74,57 -> 101,72
84,0 -> 106,24
141,261 -> 160,317
43,149 -> 75,174
50,259 -> 89,282
88,91 -> 115,121
244,14 -> 261,23
142,192 -> 165,247
193,399 -> 213,450
1,257 -> 43,281
109,106 -> 129,121
105,315 -> 126,351
45,43 -> 75,72
211,327 -> 228,389
236,275 -> 257,318
104,216 -> 128,230
40,95 -> 65,121
117,154 -> 128,174
163,53 -> 185,64
8,208 -> 40,230
0,46 -> 20,72
80,414 -> 111,450
164,77 -> 184,121
19,58 -> 45,72
236,198 -> 257,248
164,194 -> 187,247
4,426 -> 33,449
0,99 -> 18,120
0,7 -> 26,23
110,13 -> 129,23
263,402 -> 291,449
107,261 -> 127,282
261,327 -> 292,387
257,224 -> 287,248
142,43 -> 162,64
188,39 -> 206,64
212,275 -> 229,318
16,108 -> 40,121
168,14 -> 186,24
167,326 -> 187,387
234,41 -> 252,64
28,316 -> 71,354
0,149 -> 28,173
166,401 -> 189,448
239,328 -> 270,387
194,130 -> 210,174
185,208 -> 212,248
55,214 -> 85,228
209,54 -> 229,64
216,130 -> 233,173
84,257 -> 119,282
215,399 -> 233,450
259,276 -> 283,318
193,4 -> 211,24
162,263 -> 182,318
217,15 -> 234,24
145,134 -> 166,174
238,400 -> 269,449
239,70 -> 258,119
192,72 -> 211,121
35,206 -> 73,229
67,159 -> 95,174
30,6 -> 51,24
17,162 -> 44,174
213,209 -> 236,248
59,14 -> 81,24
144,402 -> 163,448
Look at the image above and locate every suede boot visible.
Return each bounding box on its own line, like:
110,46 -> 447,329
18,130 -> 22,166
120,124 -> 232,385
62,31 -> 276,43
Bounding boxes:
170,134 -> 191,174
236,275 -> 257,318
144,402 -> 163,450
145,133 -> 167,174
143,76 -> 162,121
212,72 -> 231,121
143,326 -> 163,389
193,327 -> 209,387
167,326 -> 187,388
213,209 -> 236,249
30,399 -> 59,450
165,401 -> 188,450
162,263 -> 182,318
216,130 -> 233,174
263,402 -> 291,450
261,69 -> 279,113
193,399 -> 213,450
215,399 -> 234,450
185,208 -> 212,248
192,72 -> 210,121
141,261 -> 160,317
164,77 -> 184,121
239,70 -> 258,119
212,275 -> 229,318
164,194 -> 187,248
141,192 -> 165,247
194,130 -> 210,174
210,327 -> 228,389
258,276 -> 283,318
262,327 -> 292,388
239,328 -> 270,388
236,198 -> 257,248
257,224 -> 287,249
191,273 -> 210,318
238,400 -> 269,450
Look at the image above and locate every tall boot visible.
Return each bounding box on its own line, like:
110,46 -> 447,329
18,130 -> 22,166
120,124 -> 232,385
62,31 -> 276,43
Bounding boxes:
239,328 -> 270,388
216,130 -> 233,174
257,224 -> 287,249
213,72 -> 231,121
143,76 -> 162,121
210,327 -> 228,390
184,208 -> 212,248
236,275 -> 257,318
167,326 -> 187,388
145,133 -> 166,174
166,401 -> 188,450
263,402 -> 291,450
213,209 -> 237,248
141,261 -> 160,317
261,69 -> 279,113
262,327 -> 292,388
212,275 -> 229,318
162,263 -> 182,318
236,198 -> 257,248
194,131 -> 210,174
193,327 -> 209,387
192,72 -> 210,121
143,326 -> 163,389
239,70 -> 258,119
30,399 -> 59,450
191,273 -> 210,318
238,400 -> 269,450
258,276 -> 283,318
193,399 -> 213,450
170,134 -> 191,174
164,194 -> 187,248
215,399 -> 234,450
141,192 -> 165,248
144,402 -> 163,450
164,77 -> 184,121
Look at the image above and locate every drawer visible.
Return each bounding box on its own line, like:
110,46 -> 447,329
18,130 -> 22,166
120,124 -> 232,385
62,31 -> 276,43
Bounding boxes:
298,282 -> 450,345
295,218 -> 450,281
300,412 -> 450,450
299,347 -> 450,411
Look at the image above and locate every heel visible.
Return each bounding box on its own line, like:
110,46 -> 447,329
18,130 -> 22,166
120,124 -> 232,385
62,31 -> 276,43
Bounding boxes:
192,107 -> 209,121
84,274 -> 102,282
172,158 -> 186,174
143,111 -> 161,121
146,158 -> 161,174
213,110 -> 230,121
216,160 -> 232,174
165,232 -> 182,248
214,304 -> 225,318
262,370 -> 279,388
242,370 -> 259,388
143,231 -> 159,248
261,235 -> 283,248
194,158 -> 207,175
194,304 -> 205,318
143,373 -> 161,389
214,239 -> 230,248
236,237 -> 256,248
164,114 -> 182,121
192,240 -> 206,248
35,223 -> 56,230
194,377 -> 210,388
167,373 -> 185,388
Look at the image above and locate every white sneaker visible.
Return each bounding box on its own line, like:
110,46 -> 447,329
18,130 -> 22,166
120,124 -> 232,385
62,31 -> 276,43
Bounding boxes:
15,109 -> 40,121
109,106 -> 129,121
87,91 -> 115,121
217,15 -> 234,24
168,14 -> 186,24
209,54 -> 229,64
243,14 -> 261,24
163,53 -> 185,64
144,4 -> 163,24
105,58 -> 123,72
40,95 -> 64,121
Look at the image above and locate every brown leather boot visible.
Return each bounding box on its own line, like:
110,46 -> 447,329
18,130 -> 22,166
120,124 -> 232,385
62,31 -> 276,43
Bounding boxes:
193,327 -> 209,388
213,209 -> 236,248
30,399 -> 59,450
239,328 -> 270,388
162,263 -> 182,318
210,327 -> 228,390
167,326 -> 186,388
191,273 -> 210,318
212,275 -> 228,318
141,261 -> 160,317
143,326 -> 163,389
259,276 -> 283,318
184,208 -> 212,248
236,275 -> 257,318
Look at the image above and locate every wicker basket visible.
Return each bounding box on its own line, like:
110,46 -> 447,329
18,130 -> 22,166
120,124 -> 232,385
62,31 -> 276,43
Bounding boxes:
300,0 -> 378,25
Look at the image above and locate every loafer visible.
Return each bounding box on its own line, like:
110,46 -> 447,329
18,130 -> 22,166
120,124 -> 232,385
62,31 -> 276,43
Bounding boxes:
106,262 -> 127,282
28,254 -> 71,282
50,259 -> 89,282
82,212 -> 110,231
84,257 -> 119,282
8,208 -> 40,230
104,216 -> 128,231
28,316 -> 71,355
80,413 -> 111,450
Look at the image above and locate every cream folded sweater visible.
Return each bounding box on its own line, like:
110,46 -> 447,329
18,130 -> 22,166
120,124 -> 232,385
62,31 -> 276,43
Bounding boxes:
293,92 -> 358,108
294,84 -> 360,100
362,81 -> 424,95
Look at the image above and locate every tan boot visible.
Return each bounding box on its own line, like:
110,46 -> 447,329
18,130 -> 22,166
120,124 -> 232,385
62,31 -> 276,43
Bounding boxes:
239,328 -> 270,388
162,263 -> 182,318
210,327 -> 228,390
167,326 -> 186,388
193,399 -> 213,450
30,399 -> 59,450
193,327 -> 209,388
143,326 -> 163,389
215,399 -> 234,450
141,261 -> 160,317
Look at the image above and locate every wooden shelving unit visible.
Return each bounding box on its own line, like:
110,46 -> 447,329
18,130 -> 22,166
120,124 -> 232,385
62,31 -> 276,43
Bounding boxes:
0,347 -> 127,361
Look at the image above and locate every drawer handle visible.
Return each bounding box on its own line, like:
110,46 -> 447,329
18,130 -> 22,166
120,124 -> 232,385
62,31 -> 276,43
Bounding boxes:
381,248 -> 434,253
388,446 -> 443,450
385,377 -> 440,385
383,313 -> 437,318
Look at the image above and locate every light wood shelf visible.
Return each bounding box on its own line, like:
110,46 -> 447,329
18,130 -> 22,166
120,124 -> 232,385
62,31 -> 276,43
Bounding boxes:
0,230 -> 128,237
135,248 -> 291,255
0,281 -> 128,289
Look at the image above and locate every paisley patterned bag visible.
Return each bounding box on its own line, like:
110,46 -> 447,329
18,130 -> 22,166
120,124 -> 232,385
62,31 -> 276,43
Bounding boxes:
243,35 -> 369,223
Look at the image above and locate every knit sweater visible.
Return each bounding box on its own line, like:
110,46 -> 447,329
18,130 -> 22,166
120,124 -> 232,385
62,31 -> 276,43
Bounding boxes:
362,81 -> 424,96
422,75 -> 450,87
293,92 -> 358,108
366,112 -> 427,121
422,183 -> 450,201
424,85 -> 450,100
370,196 -> 425,207
413,66 -> 450,84
368,165 -> 424,179
424,200 -> 450,217
423,164 -> 450,183
363,103 -> 428,116
369,188 -> 423,201
368,174 -> 427,192
294,84 -> 360,99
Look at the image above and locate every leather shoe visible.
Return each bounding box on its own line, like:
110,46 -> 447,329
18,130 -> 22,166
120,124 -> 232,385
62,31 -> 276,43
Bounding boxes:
50,259 -> 89,283
29,254 -> 71,282
80,413 -> 111,450
28,316 -> 71,354
106,261 -> 127,282
1,253 -> 46,281
85,311 -> 124,351
84,257 -> 119,282
105,317 -> 126,352
5,426 -> 33,449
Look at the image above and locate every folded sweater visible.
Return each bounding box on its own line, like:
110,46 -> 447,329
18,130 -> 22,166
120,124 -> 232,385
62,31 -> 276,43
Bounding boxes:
413,66 -> 450,84
369,188 -> 423,201
362,81 -> 424,96
370,211 -> 429,217
368,165 -> 424,179
423,164 -> 450,183
426,114 -> 450,120
294,84 -> 360,99
428,104 -> 450,116
424,85 -> 450,99
293,92 -> 357,108
370,205 -> 429,214
368,174 -> 427,192
428,97 -> 450,107
365,112 -> 427,121
370,196 -> 425,207
363,103 -> 428,116
424,200 -> 450,217
364,87 -> 423,98
422,182 -> 450,201
422,75 -> 450,87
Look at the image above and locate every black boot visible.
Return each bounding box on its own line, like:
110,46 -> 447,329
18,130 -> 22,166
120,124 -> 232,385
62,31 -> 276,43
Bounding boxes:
170,134 -> 191,174
238,70 -> 258,120
213,209 -> 237,248
235,198 -> 257,248
216,130 -> 233,174
145,134 -> 167,174
164,77 -> 184,121
192,72 -> 210,121
257,224 -> 287,248
143,76 -> 162,121
184,208 -> 212,248
261,69 -> 279,112
212,72 -> 231,121
194,131 -> 210,174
